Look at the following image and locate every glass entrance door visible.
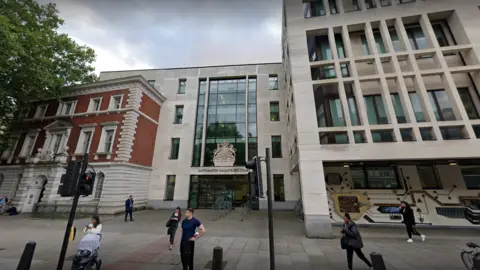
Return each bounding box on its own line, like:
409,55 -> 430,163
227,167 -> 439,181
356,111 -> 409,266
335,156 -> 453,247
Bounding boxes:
188,175 -> 248,209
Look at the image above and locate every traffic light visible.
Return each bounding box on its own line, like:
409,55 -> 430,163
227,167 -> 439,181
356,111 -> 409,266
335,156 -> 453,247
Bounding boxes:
78,172 -> 96,196
58,161 -> 82,197
245,156 -> 264,198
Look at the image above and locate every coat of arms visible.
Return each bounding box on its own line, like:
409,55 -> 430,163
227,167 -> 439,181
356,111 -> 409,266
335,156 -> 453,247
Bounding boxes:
213,142 -> 236,167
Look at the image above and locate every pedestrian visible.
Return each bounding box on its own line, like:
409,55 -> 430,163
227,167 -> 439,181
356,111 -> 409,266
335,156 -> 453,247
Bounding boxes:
125,195 -> 134,222
341,213 -> 373,270
400,201 -> 425,243
167,207 -> 182,250
180,208 -> 206,270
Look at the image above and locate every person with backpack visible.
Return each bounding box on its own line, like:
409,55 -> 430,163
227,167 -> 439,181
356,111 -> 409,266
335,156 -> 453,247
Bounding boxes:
341,213 -> 373,270
400,201 -> 425,243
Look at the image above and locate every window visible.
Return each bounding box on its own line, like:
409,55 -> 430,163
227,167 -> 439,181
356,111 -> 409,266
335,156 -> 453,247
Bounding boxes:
269,75 -> 278,90
99,129 -> 115,153
380,0 -> 391,6
170,138 -> 180,159
58,101 -> 75,115
178,79 -> 186,94
174,105 -> 184,124
165,175 -> 176,200
273,174 -> 285,202
428,90 -> 455,121
432,24 -> 449,47
389,30 -> 402,52
314,85 -> 346,127
391,93 -> 407,123
304,0 -> 326,18
271,136 -> 282,158
400,129 -> 415,142
408,92 -> 425,122
420,127 -> 435,141
361,32 -> 386,55
88,98 -> 102,112
319,132 -> 349,144
365,0 -> 376,9
343,0 -> 360,12
461,167 -> 480,189
458,88 -> 479,120
1,140 -> 17,160
351,166 -> 400,189
440,126 -> 466,140
354,131 -> 366,143
398,0 -> 415,4
34,105 -> 48,118
20,134 -> 37,157
148,80 -> 155,87
49,133 -> 65,154
109,95 -> 123,110
364,95 -> 388,124
417,166 -> 442,189
405,25 -> 427,50
372,130 -> 395,142
270,102 -> 280,121
329,0 -> 338,14
76,129 -> 94,154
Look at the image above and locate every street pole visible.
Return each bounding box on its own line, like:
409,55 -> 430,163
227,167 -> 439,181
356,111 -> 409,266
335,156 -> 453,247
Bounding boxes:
265,148 -> 275,270
57,153 -> 88,270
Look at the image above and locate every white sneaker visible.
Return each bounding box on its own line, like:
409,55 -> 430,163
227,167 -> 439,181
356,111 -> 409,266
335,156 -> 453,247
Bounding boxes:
421,235 -> 425,242
407,239 -> 413,243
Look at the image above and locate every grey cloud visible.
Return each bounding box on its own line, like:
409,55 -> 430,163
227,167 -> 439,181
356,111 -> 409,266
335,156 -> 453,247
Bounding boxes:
37,0 -> 282,72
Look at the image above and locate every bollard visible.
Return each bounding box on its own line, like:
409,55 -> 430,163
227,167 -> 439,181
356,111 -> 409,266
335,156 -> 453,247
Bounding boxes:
212,246 -> 223,270
17,241 -> 36,270
370,252 -> 387,270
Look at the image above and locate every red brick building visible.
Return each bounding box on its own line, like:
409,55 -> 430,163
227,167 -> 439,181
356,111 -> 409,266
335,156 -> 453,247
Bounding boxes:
0,75 -> 165,214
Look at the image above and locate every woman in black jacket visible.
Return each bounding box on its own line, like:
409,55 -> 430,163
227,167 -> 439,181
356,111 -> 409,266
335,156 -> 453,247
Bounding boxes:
342,213 -> 373,270
400,201 -> 425,243
167,207 -> 182,250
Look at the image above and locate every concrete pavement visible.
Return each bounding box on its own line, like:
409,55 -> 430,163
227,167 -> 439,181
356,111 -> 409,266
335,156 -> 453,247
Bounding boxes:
0,210 -> 476,269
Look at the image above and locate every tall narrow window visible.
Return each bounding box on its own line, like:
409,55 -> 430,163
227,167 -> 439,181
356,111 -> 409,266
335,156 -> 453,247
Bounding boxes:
94,173 -> 105,199
174,105 -> 184,124
271,136 -> 282,158
170,138 -> 180,160
364,95 -> 388,124
89,98 -> 101,112
20,135 -> 36,157
110,95 -> 123,110
458,88 -> 479,120
389,30 -> 402,52
432,24 -> 449,47
165,175 -> 176,201
406,25 -> 427,50
391,93 -> 407,123
428,90 -> 455,121
35,105 -> 48,118
104,130 -> 115,153
269,75 -> 278,90
361,32 -> 386,55
51,134 -> 63,154
417,166 -> 442,189
345,84 -> 360,126
408,92 -> 425,122
273,174 -> 285,202
270,102 -> 280,121
329,0 -> 338,14
82,131 -> 92,154
178,79 -> 186,94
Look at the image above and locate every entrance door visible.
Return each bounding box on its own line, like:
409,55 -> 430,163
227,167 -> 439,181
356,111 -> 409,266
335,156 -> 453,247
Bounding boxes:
188,175 -> 248,209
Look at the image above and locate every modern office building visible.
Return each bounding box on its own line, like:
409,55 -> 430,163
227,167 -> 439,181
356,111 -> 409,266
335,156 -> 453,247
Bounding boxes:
283,0 -> 480,237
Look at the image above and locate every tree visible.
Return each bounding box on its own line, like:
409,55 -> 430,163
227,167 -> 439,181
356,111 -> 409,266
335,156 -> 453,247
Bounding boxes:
0,0 -> 97,151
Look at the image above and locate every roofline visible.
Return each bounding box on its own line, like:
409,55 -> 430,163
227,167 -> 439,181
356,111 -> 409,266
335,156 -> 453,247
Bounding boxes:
70,75 -> 166,102
99,62 -> 283,74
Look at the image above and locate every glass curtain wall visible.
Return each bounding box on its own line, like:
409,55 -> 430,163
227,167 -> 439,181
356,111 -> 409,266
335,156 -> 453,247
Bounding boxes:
192,79 -> 207,166
248,77 -> 258,161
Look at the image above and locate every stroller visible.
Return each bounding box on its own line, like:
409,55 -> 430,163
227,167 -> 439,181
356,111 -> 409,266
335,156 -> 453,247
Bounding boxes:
71,233 -> 102,269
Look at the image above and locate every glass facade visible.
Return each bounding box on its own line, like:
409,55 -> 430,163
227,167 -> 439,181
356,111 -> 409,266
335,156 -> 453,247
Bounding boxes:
191,77 -> 257,167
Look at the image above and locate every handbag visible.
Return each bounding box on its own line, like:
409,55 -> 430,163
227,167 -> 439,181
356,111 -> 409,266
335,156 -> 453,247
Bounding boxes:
166,219 -> 172,228
340,234 -> 348,250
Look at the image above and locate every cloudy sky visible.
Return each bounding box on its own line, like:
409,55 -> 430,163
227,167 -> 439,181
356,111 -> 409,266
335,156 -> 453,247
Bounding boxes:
38,0 -> 283,74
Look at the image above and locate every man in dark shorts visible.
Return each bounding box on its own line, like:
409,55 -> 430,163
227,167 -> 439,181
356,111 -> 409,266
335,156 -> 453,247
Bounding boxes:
180,208 -> 206,270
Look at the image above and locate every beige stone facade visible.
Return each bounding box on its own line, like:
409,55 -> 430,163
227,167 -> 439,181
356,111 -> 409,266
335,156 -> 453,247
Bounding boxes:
284,0 -> 480,237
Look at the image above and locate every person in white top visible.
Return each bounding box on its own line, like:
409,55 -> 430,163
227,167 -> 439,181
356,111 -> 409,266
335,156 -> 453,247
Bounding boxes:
86,215 -> 102,234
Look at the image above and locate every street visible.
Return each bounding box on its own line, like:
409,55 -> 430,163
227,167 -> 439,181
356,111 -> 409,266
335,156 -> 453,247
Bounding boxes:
0,210 -> 476,269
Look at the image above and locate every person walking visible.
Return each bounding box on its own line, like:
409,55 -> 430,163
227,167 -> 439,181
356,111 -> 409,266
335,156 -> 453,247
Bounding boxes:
167,207 -> 182,250
180,208 -> 206,270
341,213 -> 373,270
125,195 -> 134,222
400,201 -> 425,243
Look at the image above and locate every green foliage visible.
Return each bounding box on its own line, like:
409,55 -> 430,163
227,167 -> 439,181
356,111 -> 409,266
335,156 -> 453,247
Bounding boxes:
0,0 -> 97,152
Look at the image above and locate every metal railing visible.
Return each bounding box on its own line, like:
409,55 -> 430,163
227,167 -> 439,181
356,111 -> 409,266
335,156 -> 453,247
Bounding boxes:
211,200 -> 232,221
294,199 -> 304,221
240,200 -> 252,221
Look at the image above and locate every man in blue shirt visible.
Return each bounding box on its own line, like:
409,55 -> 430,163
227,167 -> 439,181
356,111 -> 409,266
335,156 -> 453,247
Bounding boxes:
180,208 -> 206,270
125,195 -> 134,222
